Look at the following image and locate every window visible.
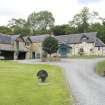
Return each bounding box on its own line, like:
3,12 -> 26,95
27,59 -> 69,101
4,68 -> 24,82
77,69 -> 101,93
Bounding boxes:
90,48 -> 93,52
80,48 -> 84,52
79,48 -> 84,55
81,35 -> 88,42
98,47 -> 100,51
82,37 -> 87,40
26,42 -> 30,46
36,53 -> 40,59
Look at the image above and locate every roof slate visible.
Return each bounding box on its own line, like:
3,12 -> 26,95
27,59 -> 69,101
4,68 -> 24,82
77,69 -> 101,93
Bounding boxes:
11,35 -> 20,42
0,32 -> 104,47
29,34 -> 49,43
95,38 -> 105,47
0,33 -> 11,44
28,32 -> 105,47
55,32 -> 97,44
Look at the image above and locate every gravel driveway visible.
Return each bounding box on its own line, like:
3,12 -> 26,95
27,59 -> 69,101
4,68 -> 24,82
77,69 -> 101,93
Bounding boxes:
59,58 -> 105,105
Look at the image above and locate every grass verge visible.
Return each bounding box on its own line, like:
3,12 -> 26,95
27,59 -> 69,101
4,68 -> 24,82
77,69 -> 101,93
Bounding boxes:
96,60 -> 105,76
0,61 -> 73,105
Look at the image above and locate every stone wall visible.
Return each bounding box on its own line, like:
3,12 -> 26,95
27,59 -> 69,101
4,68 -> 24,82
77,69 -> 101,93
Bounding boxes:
63,42 -> 105,56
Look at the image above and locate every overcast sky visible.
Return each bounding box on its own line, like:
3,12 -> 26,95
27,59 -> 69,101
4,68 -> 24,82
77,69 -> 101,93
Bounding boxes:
0,0 -> 105,26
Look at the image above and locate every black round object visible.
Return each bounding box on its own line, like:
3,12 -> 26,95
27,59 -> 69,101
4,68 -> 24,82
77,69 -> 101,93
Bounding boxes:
37,70 -> 48,82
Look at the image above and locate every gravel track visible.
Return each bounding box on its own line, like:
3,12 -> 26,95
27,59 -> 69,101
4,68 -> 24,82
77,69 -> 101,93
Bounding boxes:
59,59 -> 105,105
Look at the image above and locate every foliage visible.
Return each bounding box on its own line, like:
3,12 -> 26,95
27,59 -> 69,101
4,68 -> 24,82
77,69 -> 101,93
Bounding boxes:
42,36 -> 58,55
0,26 -> 13,35
8,18 -> 30,36
27,11 -> 55,33
52,24 -> 77,35
89,23 -> 105,43
1,7 -> 105,44
7,11 -> 55,35
8,18 -> 27,30
69,7 -> 98,32
96,60 -> 105,76
13,27 -> 31,36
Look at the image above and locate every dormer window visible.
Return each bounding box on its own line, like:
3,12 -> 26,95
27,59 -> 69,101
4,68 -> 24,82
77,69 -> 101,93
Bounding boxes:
82,37 -> 87,40
81,35 -> 88,42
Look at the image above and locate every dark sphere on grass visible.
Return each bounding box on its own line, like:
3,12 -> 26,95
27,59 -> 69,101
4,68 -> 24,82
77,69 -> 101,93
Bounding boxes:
37,70 -> 48,82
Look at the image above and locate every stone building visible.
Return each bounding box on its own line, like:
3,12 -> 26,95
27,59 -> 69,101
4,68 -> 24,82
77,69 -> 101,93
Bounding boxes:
0,32 -> 105,60
0,34 -> 27,60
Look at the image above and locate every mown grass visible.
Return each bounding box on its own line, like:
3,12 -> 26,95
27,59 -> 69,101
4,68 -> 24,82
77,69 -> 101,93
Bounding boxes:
0,61 -> 73,105
96,60 -> 105,76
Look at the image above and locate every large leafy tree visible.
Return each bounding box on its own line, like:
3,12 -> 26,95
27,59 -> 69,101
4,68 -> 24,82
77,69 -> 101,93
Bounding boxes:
69,7 -> 98,33
42,36 -> 58,56
27,11 -> 55,33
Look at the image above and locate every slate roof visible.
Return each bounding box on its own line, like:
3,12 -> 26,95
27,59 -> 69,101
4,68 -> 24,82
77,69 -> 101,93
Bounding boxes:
11,35 -> 20,42
0,34 -> 26,51
95,38 -> 105,47
28,32 -> 105,47
0,32 -> 104,48
29,34 -> 49,43
23,37 -> 32,43
0,34 -> 22,44
55,32 -> 97,44
0,33 -> 11,44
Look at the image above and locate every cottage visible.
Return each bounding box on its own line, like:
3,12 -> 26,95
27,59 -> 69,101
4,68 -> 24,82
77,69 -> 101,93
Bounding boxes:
55,32 -> 105,57
26,32 -> 105,59
0,33 -> 27,60
0,32 -> 104,60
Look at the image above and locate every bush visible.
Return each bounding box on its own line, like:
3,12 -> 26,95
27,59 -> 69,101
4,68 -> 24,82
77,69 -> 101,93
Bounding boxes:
42,36 -> 58,56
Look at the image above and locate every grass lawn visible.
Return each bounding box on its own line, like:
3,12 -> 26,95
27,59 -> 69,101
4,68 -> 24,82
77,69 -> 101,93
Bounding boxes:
0,61 -> 73,105
96,60 -> 105,76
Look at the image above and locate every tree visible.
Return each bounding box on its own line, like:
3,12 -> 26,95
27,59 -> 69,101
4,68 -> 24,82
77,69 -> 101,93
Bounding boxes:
0,26 -> 13,35
69,7 -> 98,33
8,18 -> 26,30
12,27 -> 31,36
42,36 -> 58,56
89,23 -> 105,43
8,18 -> 31,36
7,11 -> 55,35
52,24 -> 77,35
27,11 -> 55,33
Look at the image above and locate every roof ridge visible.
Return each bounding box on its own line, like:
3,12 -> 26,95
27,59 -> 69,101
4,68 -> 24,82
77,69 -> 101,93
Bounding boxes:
30,34 -> 50,37
55,32 -> 97,37
0,33 -> 11,37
